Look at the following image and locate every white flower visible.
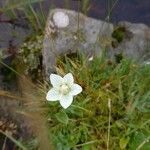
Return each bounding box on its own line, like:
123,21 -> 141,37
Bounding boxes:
144,61 -> 150,65
46,73 -> 82,109
88,55 -> 93,61
53,11 -> 69,28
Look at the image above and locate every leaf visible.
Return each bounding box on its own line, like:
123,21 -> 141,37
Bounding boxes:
55,110 -> 69,125
129,131 -> 150,150
118,80 -> 124,101
136,93 -> 150,113
82,145 -> 91,150
119,137 -> 129,149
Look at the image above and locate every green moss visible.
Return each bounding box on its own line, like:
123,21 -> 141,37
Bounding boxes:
112,26 -> 126,43
111,26 -> 133,48
18,33 -> 44,81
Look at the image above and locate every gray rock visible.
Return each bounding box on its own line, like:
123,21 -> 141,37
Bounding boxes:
43,9 -> 150,77
0,23 -> 30,49
43,8 -> 114,76
0,0 -> 31,51
110,21 -> 150,62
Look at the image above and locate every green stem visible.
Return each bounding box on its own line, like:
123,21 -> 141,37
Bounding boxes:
72,105 -> 93,115
107,99 -> 111,150
75,140 -> 98,147
0,61 -> 21,77
136,136 -> 150,150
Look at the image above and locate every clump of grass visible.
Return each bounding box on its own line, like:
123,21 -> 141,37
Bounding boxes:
16,76 -> 53,150
1,52 -> 150,150
43,53 -> 150,149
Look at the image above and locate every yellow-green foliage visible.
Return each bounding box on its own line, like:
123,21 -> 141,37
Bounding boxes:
1,48 -> 150,150
44,54 -> 150,150
19,34 -> 43,81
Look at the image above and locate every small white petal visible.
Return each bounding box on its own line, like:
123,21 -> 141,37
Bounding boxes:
50,74 -> 64,87
88,56 -> 93,61
59,94 -> 73,109
144,61 -> 150,65
63,73 -> 74,86
46,88 -> 61,101
70,84 -> 82,96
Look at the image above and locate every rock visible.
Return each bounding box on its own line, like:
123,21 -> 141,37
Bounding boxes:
110,21 -> 150,62
0,23 -> 30,49
0,0 -> 31,51
43,8 -> 114,76
43,9 -> 150,77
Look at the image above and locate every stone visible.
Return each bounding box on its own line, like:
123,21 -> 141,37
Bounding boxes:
0,0 -> 31,51
0,23 -> 30,50
110,21 -> 150,62
43,8 -> 114,76
43,9 -> 150,77
0,23 -> 29,90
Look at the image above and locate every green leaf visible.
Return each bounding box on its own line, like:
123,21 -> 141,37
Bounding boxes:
137,93 -> 150,113
82,145 -> 91,150
55,110 -> 69,125
129,131 -> 150,150
119,137 -> 129,149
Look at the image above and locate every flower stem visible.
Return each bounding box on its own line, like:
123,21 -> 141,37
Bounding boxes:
75,140 -> 98,147
136,136 -> 150,150
72,105 -> 93,115
107,99 -> 111,150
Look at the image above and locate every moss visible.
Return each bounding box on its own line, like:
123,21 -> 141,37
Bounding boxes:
115,53 -> 124,63
111,26 -> 133,48
18,33 -> 44,81
112,26 -> 126,43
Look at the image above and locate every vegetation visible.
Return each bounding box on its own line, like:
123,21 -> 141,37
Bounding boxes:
0,0 -> 150,150
18,34 -> 43,81
1,51 -> 150,149
44,53 -> 150,150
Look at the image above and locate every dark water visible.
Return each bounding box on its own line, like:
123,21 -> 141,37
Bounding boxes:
42,0 -> 150,25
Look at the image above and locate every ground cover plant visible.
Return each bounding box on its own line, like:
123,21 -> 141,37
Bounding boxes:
1,51 -> 150,150
0,0 -> 150,150
43,53 -> 150,150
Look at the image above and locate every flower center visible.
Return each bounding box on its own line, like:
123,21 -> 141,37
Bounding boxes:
60,84 -> 70,95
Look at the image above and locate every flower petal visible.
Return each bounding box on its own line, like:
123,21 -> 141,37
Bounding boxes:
50,74 -> 64,87
46,88 -> 61,101
59,94 -> 73,109
63,73 -> 74,86
70,84 -> 82,96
